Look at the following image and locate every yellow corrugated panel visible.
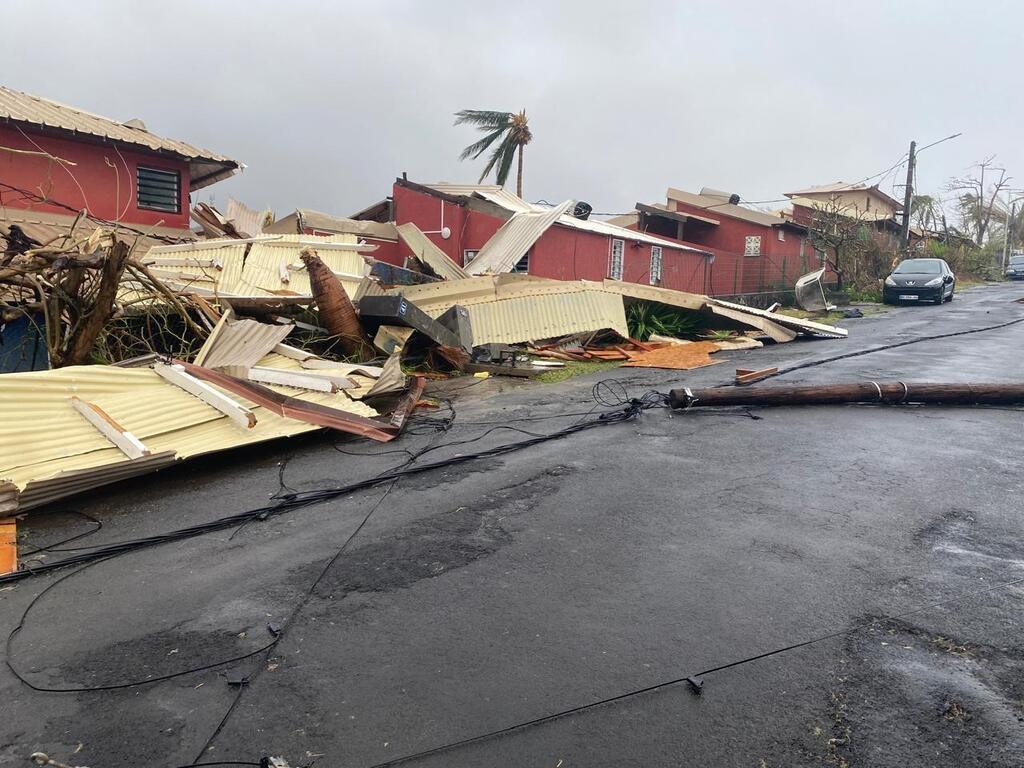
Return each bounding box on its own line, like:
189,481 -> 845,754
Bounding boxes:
0,363 -> 380,511
0,84 -> 234,163
463,290 -> 628,345
241,234 -> 365,298
131,234 -> 366,301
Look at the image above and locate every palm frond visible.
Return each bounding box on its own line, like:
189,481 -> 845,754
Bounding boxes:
453,110 -> 512,128
458,127 -> 507,161
478,137 -> 513,183
494,135 -> 518,186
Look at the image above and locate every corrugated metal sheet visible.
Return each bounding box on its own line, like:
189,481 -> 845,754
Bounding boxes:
225,198 -> 273,238
395,223 -> 469,280
460,290 -> 628,345
666,188 -> 784,228
465,200 -> 573,275
0,85 -> 235,165
127,234 -> 368,303
424,182 -> 709,254
426,183 -> 534,214
0,363 -> 380,512
359,274 -> 628,345
265,210 -> 398,241
0,209 -> 194,255
195,317 -> 293,370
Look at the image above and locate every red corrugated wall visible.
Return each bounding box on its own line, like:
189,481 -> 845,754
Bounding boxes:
0,124 -> 192,229
393,183 -> 710,292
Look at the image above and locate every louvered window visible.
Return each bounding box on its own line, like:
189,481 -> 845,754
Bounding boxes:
137,166 -> 181,213
609,239 -> 624,279
649,246 -> 663,284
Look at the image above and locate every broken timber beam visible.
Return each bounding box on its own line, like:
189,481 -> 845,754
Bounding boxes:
670,382 -> 1024,410
154,362 -> 257,428
71,396 -> 151,458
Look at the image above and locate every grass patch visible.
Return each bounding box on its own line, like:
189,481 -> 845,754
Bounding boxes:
534,358 -> 622,384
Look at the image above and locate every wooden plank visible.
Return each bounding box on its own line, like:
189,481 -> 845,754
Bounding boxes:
248,367 -> 356,392
706,303 -> 798,343
194,307 -> 233,367
464,362 -> 542,378
735,366 -> 779,385
142,257 -> 223,270
146,268 -> 217,283
0,517 -> 16,576
70,397 -> 151,459
154,363 -> 257,428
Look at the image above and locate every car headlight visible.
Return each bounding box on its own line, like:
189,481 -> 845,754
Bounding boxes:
884,276 -> 897,286
1009,269 -> 1017,274
924,277 -> 943,287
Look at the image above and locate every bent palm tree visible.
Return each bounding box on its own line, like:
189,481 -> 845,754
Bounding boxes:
454,109 -> 532,198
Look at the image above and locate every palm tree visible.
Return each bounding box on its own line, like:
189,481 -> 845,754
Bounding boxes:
454,109 -> 532,198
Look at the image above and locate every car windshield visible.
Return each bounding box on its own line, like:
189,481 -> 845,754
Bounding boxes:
894,260 -> 942,274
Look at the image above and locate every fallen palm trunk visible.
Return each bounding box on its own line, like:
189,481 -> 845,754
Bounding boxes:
669,382 -> 1024,410
300,248 -> 373,358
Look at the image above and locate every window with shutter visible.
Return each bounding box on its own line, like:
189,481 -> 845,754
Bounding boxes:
136,166 -> 181,213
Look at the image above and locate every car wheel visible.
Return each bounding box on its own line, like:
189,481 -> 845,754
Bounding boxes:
946,291 -> 954,302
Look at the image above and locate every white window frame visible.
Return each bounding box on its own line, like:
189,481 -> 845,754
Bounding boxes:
609,238 -> 624,280
777,228 -> 785,242
649,246 -> 663,285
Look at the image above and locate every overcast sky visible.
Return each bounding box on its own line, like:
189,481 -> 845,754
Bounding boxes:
6,0 -> 1023,220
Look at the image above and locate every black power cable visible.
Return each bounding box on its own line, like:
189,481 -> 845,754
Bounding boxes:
365,571 -> 1024,768
759,312 -> 1024,383
5,390 -> 666,696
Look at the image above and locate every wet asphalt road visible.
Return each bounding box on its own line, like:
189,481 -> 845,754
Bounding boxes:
4,283 -> 1024,767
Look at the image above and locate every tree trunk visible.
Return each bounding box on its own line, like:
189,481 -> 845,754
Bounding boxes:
516,143 -> 524,199
57,239 -> 129,367
300,248 -> 373,360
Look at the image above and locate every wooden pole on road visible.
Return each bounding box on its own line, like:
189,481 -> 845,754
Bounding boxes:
669,382 -> 1024,410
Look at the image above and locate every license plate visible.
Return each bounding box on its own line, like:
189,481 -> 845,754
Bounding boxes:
899,294 -> 917,300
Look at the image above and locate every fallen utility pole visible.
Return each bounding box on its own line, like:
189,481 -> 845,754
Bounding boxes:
669,382 -> 1024,410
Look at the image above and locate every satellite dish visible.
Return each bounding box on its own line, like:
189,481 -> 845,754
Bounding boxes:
573,201 -> 593,220
441,226 -> 452,240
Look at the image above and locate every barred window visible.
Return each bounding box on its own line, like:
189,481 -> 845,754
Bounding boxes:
137,166 -> 181,213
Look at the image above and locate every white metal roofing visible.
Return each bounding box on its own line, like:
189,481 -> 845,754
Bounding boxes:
425,183 -> 711,255
465,200 -> 573,274
666,187 -> 785,228
0,85 -> 238,188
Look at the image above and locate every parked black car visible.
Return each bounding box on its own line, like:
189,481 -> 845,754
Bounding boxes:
1005,255 -> 1024,280
882,258 -> 955,304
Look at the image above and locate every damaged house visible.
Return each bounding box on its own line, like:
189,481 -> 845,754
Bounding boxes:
387,178 -> 715,293
0,84 -> 239,245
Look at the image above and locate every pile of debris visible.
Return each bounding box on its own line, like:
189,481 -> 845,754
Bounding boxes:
0,219 -> 850,518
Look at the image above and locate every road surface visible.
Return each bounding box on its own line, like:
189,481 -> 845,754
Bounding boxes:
3,283 -> 1024,767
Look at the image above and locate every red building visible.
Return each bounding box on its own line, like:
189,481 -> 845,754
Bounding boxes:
610,187 -> 816,296
389,179 -> 714,293
0,85 -> 238,244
